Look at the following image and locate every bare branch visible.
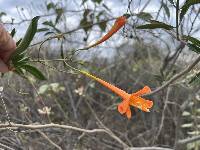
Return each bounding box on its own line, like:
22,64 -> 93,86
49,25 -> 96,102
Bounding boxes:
178,135 -> 200,145
126,147 -> 173,150
0,123 -> 107,134
144,54 -> 200,97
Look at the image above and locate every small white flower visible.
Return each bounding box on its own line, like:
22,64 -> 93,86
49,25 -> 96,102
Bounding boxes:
38,107 -> 51,115
0,86 -> 3,92
74,86 -> 84,96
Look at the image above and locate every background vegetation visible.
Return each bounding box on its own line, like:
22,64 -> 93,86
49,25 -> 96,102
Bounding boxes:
0,0 -> 200,149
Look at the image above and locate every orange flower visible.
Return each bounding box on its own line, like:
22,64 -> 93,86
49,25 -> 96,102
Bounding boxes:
79,14 -> 130,50
79,70 -> 153,119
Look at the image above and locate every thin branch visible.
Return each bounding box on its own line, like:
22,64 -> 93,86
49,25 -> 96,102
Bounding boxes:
0,142 -> 15,150
144,54 -> 200,97
37,130 -> 62,150
0,123 -> 107,134
176,0 -> 179,40
178,135 -> 200,145
127,147 -> 173,150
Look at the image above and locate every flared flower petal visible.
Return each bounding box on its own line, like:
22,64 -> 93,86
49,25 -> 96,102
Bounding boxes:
132,86 -> 151,97
129,95 -> 153,112
125,106 -> 132,119
117,99 -> 129,114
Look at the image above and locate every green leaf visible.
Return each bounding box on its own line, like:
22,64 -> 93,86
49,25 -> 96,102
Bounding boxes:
168,0 -> 174,5
21,64 -> 46,80
98,21 -> 107,31
37,28 -> 49,32
92,0 -> 102,4
180,0 -> 200,21
136,12 -> 153,21
10,28 -> 16,37
136,21 -> 174,30
80,18 -> 93,33
55,8 -> 64,24
43,21 -> 54,27
16,39 -> 22,46
11,16 -> 40,59
187,43 -> 200,53
12,52 -> 26,64
47,2 -> 55,10
189,72 -> 200,84
162,2 -> 170,18
186,36 -> 200,47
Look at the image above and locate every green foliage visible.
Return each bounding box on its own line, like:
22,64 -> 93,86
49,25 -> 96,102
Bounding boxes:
80,9 -> 93,33
187,36 -> 200,47
9,16 -> 46,81
47,2 -> 55,10
180,0 -> 200,21
91,0 -> 103,4
187,43 -> 200,53
136,12 -> 153,21
181,95 -> 200,150
136,21 -> 174,30
20,64 -> 46,80
10,28 -> 16,37
189,72 -> 200,84
37,28 -> 49,32
11,16 -> 40,60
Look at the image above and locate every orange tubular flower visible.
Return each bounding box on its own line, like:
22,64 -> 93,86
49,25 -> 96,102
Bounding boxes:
79,70 -> 153,119
79,14 -> 129,50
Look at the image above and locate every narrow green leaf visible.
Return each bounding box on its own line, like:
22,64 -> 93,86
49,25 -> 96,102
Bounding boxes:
37,28 -> 49,32
187,43 -> 200,53
186,36 -> 200,47
55,8 -> 64,24
180,0 -> 200,21
10,28 -> 16,37
136,22 -> 174,30
11,16 -> 40,59
12,52 -> 26,64
189,72 -> 200,84
43,21 -> 54,27
16,39 -> 22,46
136,12 -> 153,21
21,64 -> 46,80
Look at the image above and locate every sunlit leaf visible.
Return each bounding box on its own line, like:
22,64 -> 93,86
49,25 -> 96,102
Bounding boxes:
182,111 -> 191,116
181,123 -> 193,128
